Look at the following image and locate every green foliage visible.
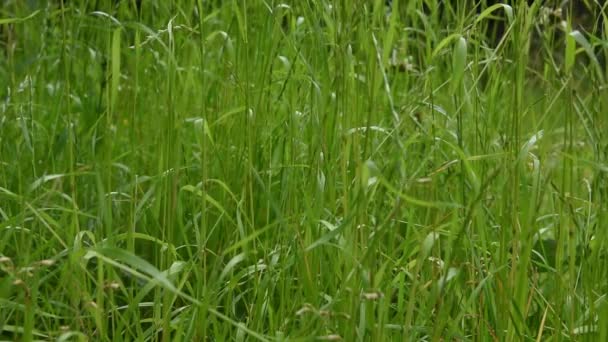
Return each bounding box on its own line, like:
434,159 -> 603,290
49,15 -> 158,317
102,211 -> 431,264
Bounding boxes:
1,0 -> 607,340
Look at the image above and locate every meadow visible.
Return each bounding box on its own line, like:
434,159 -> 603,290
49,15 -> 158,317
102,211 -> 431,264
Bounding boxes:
1,0 -> 607,340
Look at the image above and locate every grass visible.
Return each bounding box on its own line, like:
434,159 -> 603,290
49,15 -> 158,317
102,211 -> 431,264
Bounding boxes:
1,0 -> 607,340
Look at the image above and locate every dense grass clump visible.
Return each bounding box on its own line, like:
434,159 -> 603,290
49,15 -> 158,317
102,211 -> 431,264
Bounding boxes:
1,0 -> 607,340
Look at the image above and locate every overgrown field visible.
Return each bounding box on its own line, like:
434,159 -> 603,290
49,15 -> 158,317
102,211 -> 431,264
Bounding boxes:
1,1 -> 608,340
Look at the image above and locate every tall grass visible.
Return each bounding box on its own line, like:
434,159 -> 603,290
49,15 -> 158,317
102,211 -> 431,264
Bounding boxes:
1,0 -> 607,340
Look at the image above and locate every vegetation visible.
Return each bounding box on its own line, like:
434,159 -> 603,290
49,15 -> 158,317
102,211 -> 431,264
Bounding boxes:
1,0 -> 607,340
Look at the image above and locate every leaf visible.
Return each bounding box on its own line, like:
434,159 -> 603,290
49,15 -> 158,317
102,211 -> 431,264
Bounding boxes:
181,185 -> 233,222
437,267 -> 459,292
421,232 -> 439,257
0,187 -> 20,200
222,224 -> 275,255
87,247 -> 198,304
565,23 -> 576,73
29,174 -> 66,191
475,4 -> 513,25
569,30 -> 605,83
451,36 -> 468,90
519,130 -> 544,161
381,178 -> 462,209
0,10 -> 40,25
432,33 -> 462,58
219,253 -> 246,282
186,117 -> 215,144
306,222 -> 346,251
232,0 -> 247,43
110,28 -> 121,113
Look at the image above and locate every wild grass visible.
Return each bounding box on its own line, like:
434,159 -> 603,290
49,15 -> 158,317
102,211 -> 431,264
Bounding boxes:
1,0 -> 607,340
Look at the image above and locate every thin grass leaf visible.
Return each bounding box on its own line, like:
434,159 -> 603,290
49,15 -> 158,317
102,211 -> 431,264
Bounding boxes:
86,247 -> 198,304
111,28 -> 121,113
570,30 -> 605,83
0,10 -> 40,24
474,4 -> 513,25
